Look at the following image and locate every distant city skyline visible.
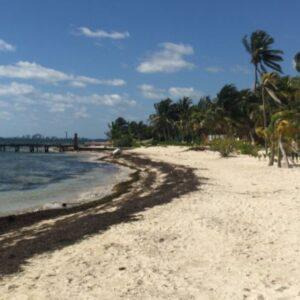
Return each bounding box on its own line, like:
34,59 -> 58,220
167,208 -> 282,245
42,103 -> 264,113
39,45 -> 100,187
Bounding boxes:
0,0 -> 299,138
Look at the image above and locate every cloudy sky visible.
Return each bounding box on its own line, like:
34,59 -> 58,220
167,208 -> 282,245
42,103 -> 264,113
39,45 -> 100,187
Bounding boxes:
0,0 -> 299,138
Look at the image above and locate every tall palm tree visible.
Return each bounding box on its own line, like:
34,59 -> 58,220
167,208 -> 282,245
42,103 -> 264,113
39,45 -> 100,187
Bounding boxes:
242,30 -> 284,90
294,52 -> 300,72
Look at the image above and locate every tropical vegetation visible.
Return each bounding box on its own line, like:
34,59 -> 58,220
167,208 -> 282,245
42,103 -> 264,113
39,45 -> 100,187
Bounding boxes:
107,30 -> 300,167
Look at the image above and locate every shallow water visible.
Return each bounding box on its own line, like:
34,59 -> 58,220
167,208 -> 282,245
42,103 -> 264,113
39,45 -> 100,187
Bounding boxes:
0,152 -> 128,216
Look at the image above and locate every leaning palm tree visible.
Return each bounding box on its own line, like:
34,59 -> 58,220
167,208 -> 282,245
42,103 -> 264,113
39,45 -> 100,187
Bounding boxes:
242,30 -> 284,90
260,72 -> 282,153
267,110 -> 300,168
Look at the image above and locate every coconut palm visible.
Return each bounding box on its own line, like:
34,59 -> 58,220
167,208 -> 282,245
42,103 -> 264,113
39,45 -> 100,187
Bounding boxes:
175,97 -> 192,141
242,30 -> 284,90
233,89 -> 261,143
267,110 -> 300,167
149,98 -> 175,141
258,72 -> 282,153
294,52 -> 300,72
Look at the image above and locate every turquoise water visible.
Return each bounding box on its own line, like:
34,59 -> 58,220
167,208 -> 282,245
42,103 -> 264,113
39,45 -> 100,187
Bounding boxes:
0,152 -> 127,216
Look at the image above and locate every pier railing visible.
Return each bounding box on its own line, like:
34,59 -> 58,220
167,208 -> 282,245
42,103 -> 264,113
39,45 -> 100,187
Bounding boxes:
0,134 -> 115,153
0,143 -> 74,153
0,143 -> 115,153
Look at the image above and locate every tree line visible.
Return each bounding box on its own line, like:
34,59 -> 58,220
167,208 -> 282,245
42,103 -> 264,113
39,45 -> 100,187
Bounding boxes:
107,30 -> 300,167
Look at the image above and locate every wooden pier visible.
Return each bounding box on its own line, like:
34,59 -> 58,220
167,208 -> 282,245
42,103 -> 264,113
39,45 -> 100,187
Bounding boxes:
0,144 -> 74,153
0,133 -> 82,153
0,134 -> 116,153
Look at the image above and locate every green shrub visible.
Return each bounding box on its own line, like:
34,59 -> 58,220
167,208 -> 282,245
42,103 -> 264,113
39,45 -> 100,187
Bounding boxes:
209,138 -> 235,157
151,140 -> 197,147
234,140 -> 259,157
151,139 -> 159,146
113,135 -> 133,147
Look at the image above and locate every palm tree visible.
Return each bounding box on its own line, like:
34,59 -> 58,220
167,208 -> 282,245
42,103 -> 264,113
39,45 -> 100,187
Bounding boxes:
268,110 -> 300,168
215,84 -> 241,136
107,117 -> 129,140
233,89 -> 261,143
149,98 -> 174,141
243,30 -> 284,90
260,72 -> 281,153
294,52 -> 300,72
175,97 -> 192,141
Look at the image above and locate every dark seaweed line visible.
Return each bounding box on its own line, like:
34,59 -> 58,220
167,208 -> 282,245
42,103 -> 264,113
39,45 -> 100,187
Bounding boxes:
0,155 -> 140,236
0,153 -> 203,277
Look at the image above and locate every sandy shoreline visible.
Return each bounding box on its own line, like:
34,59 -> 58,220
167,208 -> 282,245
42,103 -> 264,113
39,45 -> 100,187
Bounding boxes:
0,146 -> 299,299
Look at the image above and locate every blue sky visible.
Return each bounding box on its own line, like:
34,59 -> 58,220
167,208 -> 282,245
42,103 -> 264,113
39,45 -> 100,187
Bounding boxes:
0,0 -> 299,138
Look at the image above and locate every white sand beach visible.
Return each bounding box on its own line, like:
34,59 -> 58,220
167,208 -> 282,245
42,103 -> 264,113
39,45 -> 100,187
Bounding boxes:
0,146 -> 299,300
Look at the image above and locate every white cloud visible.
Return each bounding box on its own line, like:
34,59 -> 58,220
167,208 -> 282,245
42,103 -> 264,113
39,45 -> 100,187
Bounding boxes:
0,111 -> 12,120
138,84 -> 166,99
0,61 -> 126,87
205,66 -> 224,73
0,80 -> 135,117
139,84 -> 202,100
13,103 -> 27,112
137,42 -> 195,73
168,87 -> 202,99
0,100 -> 10,108
77,27 -> 130,40
0,82 -> 35,96
30,91 -> 136,115
231,65 -> 251,75
70,76 -> 126,88
0,39 -> 15,52
35,91 -> 136,109
91,93 -> 136,107
74,106 -> 89,119
0,61 -> 69,82
49,102 -> 73,113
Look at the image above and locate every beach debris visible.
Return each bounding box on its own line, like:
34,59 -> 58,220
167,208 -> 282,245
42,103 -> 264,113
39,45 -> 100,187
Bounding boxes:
43,202 -> 68,210
113,148 -> 122,157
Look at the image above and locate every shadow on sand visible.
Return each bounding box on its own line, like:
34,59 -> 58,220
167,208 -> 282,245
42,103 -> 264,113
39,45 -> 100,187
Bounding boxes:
0,153 -> 206,277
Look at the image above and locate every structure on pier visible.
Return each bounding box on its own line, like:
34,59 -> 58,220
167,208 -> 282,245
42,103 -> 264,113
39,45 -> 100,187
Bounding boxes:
0,143 -> 73,153
0,133 -> 78,153
0,133 -> 115,153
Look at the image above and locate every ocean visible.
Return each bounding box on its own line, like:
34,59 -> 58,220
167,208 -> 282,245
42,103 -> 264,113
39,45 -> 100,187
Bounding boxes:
0,152 -> 129,216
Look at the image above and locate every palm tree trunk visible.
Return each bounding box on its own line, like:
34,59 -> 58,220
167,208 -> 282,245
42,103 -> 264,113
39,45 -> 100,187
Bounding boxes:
268,141 -> 275,166
249,131 -> 255,145
163,127 -> 167,141
166,125 -> 170,141
278,134 -> 290,168
254,65 -> 258,91
261,88 -> 268,155
277,143 -> 282,167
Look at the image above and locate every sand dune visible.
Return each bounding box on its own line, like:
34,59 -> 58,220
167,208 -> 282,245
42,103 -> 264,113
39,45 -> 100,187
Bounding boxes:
0,146 -> 299,300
